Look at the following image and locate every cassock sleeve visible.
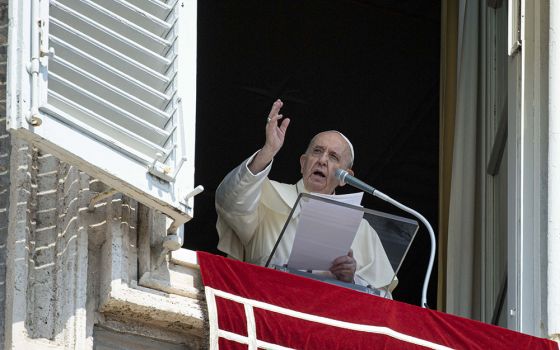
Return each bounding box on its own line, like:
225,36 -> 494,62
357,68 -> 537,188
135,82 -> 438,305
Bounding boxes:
215,151 -> 272,260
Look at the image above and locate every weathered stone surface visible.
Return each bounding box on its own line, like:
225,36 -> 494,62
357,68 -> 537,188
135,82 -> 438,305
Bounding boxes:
0,1 -> 9,346
0,0 -> 206,348
3,138 -> 206,349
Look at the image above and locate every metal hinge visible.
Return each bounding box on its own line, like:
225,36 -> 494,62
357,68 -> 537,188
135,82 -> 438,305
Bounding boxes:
509,39 -> 522,56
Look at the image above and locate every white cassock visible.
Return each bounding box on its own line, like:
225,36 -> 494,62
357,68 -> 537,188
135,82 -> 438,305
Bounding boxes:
215,151 -> 397,292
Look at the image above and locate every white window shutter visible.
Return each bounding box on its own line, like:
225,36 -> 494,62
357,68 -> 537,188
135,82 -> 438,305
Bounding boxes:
7,0 -> 198,230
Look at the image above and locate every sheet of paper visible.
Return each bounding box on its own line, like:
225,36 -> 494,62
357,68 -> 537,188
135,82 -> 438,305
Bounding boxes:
287,193 -> 364,271
311,191 -> 363,206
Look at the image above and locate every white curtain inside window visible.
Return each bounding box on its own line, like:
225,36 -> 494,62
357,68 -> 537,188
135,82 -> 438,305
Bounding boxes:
445,0 -> 483,319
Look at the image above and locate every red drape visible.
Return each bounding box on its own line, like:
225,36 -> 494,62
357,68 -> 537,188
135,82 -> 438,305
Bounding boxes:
198,251 -> 558,350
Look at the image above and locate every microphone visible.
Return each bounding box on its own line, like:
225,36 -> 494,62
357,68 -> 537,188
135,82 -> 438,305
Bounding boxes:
335,168 -> 436,309
334,169 -> 376,194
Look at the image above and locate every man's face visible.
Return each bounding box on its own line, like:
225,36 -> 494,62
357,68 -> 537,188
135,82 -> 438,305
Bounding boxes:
300,132 -> 353,194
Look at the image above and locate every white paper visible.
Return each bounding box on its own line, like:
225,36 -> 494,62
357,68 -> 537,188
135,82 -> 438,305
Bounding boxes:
287,192 -> 364,271
312,192 -> 363,206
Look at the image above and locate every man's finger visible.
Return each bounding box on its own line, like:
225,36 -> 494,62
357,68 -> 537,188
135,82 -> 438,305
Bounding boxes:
330,262 -> 355,273
268,99 -> 283,118
330,267 -> 354,276
331,261 -> 355,270
279,118 -> 290,133
331,256 -> 350,265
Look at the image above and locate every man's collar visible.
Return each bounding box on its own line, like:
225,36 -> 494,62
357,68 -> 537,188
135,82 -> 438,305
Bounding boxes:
296,179 -> 336,195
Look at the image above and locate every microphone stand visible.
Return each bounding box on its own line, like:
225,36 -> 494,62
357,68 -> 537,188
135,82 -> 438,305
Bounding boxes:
372,190 -> 435,309
336,169 -> 435,308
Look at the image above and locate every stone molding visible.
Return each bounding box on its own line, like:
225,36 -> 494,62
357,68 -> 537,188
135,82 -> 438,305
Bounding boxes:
2,140 -> 206,349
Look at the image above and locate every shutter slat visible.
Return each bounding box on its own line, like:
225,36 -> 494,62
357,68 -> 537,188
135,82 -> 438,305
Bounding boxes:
128,0 -> 178,21
50,18 -> 171,91
56,0 -> 172,55
51,1 -> 174,71
50,36 -> 171,108
48,72 -> 171,144
92,0 -> 173,35
50,56 -> 173,128
45,93 -> 168,163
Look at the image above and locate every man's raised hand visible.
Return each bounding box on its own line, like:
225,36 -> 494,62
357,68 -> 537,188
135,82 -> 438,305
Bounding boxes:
263,99 -> 290,156
248,99 -> 290,174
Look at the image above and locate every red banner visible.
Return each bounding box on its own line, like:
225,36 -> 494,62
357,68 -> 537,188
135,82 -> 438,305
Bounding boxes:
198,251 -> 558,350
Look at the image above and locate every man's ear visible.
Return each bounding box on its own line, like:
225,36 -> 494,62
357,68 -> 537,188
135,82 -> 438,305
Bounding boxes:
299,154 -> 306,174
339,168 -> 354,187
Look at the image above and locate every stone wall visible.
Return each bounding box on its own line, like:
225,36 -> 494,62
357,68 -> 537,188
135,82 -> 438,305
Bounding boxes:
0,1 -> 206,348
0,0 -> 10,347
1,127 -> 204,349
4,140 -> 90,348
2,124 -> 204,349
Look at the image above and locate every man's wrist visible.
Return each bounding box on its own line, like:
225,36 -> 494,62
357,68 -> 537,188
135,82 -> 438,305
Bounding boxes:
259,145 -> 277,160
247,149 -> 274,175
248,147 -> 275,173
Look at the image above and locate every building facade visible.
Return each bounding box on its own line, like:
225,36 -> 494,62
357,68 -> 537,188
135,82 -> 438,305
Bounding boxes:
0,0 -> 559,349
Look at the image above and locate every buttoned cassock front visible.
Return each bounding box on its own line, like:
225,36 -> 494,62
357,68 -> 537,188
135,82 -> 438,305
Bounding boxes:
216,151 -> 397,291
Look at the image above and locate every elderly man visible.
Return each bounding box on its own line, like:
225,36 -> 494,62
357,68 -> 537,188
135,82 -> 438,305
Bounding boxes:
216,99 -> 395,293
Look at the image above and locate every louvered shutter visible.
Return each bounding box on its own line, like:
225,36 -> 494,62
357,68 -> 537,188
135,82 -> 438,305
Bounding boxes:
7,0 -> 198,228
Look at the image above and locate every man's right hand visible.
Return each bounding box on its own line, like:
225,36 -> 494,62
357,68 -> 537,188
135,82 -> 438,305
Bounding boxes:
248,99 -> 290,174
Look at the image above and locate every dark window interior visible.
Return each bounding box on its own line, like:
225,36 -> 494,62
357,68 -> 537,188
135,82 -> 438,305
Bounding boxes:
185,0 -> 440,307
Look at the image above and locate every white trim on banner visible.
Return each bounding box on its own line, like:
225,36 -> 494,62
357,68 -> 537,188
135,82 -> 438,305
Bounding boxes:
204,287 -> 453,350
